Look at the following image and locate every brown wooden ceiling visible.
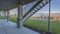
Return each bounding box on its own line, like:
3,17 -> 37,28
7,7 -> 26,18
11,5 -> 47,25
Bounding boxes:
0,0 -> 40,11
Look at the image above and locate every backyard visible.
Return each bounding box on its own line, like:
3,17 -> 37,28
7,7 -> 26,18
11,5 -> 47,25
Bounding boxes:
0,16 -> 60,34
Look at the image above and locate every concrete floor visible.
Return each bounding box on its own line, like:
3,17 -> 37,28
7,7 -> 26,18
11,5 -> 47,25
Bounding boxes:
0,19 -> 40,34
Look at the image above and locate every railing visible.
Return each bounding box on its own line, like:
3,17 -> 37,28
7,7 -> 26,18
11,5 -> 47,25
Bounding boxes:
23,0 -> 51,22
23,1 -> 38,15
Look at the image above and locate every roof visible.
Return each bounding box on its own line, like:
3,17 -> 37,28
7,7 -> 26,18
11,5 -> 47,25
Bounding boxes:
0,0 -> 40,11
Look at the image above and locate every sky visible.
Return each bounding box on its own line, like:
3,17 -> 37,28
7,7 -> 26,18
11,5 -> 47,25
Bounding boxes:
10,0 -> 60,14
37,0 -> 60,13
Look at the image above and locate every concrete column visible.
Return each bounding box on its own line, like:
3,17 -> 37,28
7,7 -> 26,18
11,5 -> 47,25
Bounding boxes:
6,11 -> 10,22
0,13 -> 1,16
17,5 -> 23,28
4,11 -> 6,19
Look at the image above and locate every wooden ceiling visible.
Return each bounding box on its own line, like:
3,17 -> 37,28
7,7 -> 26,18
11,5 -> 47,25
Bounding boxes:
0,0 -> 40,11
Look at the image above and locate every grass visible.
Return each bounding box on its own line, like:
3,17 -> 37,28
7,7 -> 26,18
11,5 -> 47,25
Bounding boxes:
0,16 -> 60,34
24,19 -> 60,34
0,16 -> 4,19
10,16 -> 17,23
24,19 -> 48,31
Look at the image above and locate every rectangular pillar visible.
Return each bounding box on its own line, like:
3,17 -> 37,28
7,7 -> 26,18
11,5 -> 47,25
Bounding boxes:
6,11 -> 10,22
17,5 -> 23,28
4,11 -> 6,19
0,13 -> 1,16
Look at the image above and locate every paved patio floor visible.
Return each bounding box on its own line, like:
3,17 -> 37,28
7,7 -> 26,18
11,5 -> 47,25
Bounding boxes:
0,19 -> 40,34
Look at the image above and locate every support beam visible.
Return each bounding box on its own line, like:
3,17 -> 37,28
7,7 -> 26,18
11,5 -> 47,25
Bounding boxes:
0,13 -> 1,16
48,0 -> 51,33
17,5 -> 23,28
6,11 -> 10,22
4,11 -> 6,19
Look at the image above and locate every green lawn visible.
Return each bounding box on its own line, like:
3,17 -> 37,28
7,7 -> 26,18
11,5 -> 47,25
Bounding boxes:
24,19 -> 60,34
10,16 -> 17,23
0,16 -> 4,19
0,16 -> 60,34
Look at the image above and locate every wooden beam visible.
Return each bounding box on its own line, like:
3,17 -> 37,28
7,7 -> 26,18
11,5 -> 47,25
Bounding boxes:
4,11 -> 7,19
6,11 -> 10,22
17,4 -> 23,28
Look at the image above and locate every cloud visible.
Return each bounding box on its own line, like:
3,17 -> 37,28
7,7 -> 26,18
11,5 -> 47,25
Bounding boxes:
37,11 -> 60,13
